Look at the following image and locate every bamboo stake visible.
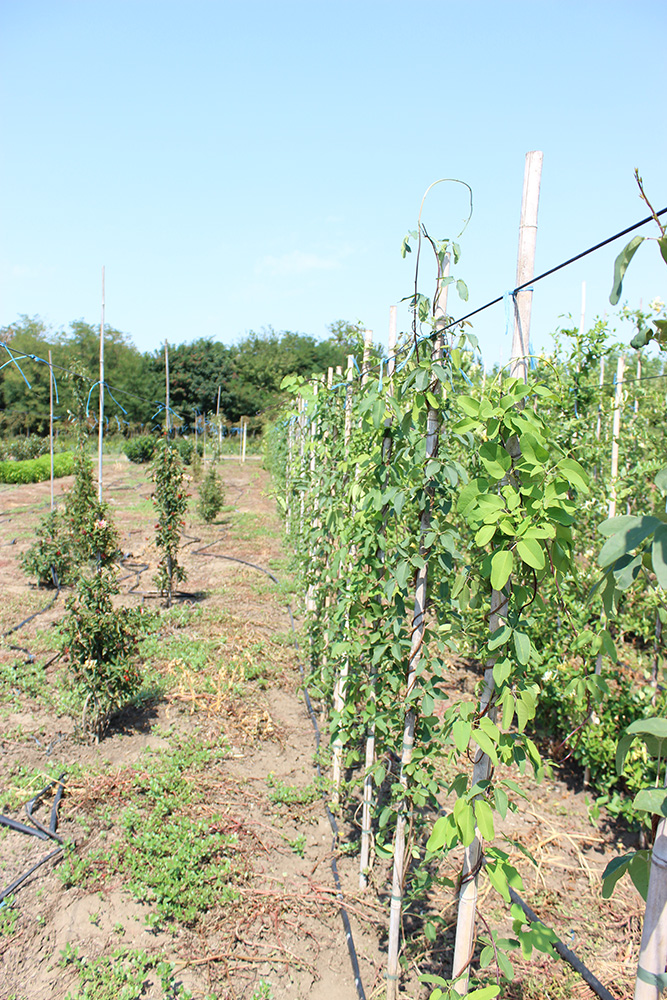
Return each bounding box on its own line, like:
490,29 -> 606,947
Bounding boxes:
510,151 -> 543,382
453,153 -> 542,994
306,380 -> 319,618
608,355 -> 625,520
48,350 -> 54,511
635,816 -> 667,1000
363,329 -> 373,379
596,355 -> 605,441
98,266 -> 105,501
285,416 -> 293,538
216,385 -> 222,460
332,356 -> 355,802
387,266 -> 449,998
360,311 -> 397,890
242,417 -> 247,463
164,341 -> 170,436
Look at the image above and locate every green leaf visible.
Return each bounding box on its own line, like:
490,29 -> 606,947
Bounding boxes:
486,861 -> 510,902
613,553 -> 643,591
479,442 -> 511,480
473,728 -> 498,765
659,236 -> 667,266
427,814 -> 454,852
516,537 -> 545,571
474,798 -> 495,840
456,279 -> 469,302
655,467 -> 667,494
610,235 -> 645,305
598,515 -> 660,566
454,798 -> 477,846
494,787 -> 509,819
652,523 -> 667,589
556,458 -> 589,492
488,624 -> 512,650
467,986 -> 500,999
490,550 -> 513,590
475,523 -> 496,547
452,718 -> 472,754
633,788 -> 667,817
513,631 -> 532,665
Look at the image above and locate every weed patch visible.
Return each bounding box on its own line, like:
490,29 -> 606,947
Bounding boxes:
59,943 -> 199,1000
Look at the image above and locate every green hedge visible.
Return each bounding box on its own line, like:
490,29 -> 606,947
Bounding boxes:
0,452 -> 75,484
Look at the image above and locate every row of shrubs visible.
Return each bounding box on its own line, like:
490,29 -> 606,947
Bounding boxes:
123,435 -> 203,465
0,453 -> 75,484
0,434 -> 51,462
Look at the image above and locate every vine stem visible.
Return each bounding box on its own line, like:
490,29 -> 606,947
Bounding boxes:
386,259 -> 449,1000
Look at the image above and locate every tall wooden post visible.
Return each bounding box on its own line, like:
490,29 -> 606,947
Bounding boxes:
98,266 -> 105,501
608,355 -> 625,519
387,264 -> 449,998
510,151 -> 543,382
453,154 -> 542,995
596,356 -> 605,441
164,341 -> 170,436
49,350 -> 54,511
332,355 -> 355,801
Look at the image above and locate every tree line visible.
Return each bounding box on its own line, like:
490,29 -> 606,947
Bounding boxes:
0,316 -> 366,435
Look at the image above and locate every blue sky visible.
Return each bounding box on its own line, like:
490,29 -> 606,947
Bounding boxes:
1,0 -> 665,366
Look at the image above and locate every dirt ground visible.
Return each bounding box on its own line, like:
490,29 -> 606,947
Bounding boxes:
0,456 -> 644,1000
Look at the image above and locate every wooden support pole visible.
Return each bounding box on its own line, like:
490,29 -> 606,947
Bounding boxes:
453,154 -> 542,994
98,266 -> 105,501
362,329 -> 373,382
332,355 -> 355,802
608,354 -> 625,520
510,151 -> 543,382
635,817 -> 667,1000
387,263 -> 449,998
596,355 -> 605,441
49,350 -> 54,511
164,341 -> 170,436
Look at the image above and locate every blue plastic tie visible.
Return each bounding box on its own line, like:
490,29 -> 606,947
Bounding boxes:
352,356 -> 361,374
503,291 -> 515,338
103,384 -> 128,415
85,382 -> 101,416
460,368 -> 473,386
396,341 -> 416,373
0,346 -> 31,388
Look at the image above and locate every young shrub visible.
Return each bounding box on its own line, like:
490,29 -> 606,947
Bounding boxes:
176,437 -> 194,465
197,466 -> 225,523
123,435 -> 156,464
21,509 -> 74,587
151,438 -> 189,606
59,566 -> 151,736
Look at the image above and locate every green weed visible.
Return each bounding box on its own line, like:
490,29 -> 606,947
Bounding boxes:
0,897 -> 18,937
266,773 -> 319,806
59,943 -> 194,1000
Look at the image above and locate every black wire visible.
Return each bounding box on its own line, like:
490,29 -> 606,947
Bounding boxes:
359,205 -> 667,378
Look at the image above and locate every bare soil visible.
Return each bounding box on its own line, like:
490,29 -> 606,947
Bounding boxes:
0,457 -> 644,1000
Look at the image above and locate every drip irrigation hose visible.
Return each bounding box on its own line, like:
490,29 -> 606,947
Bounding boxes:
0,774 -> 67,903
191,540 -> 367,1000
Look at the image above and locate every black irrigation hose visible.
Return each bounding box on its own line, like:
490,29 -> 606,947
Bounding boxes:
2,573 -> 61,639
192,541 -> 367,1000
0,774 -> 67,903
